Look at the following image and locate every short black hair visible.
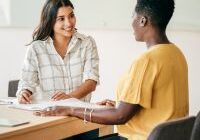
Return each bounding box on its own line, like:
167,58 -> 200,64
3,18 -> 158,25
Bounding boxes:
135,0 -> 175,30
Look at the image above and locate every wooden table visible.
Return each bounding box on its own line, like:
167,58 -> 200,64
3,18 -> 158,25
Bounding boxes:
0,105 -> 113,140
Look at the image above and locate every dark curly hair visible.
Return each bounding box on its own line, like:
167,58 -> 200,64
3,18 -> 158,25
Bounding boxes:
135,0 -> 175,30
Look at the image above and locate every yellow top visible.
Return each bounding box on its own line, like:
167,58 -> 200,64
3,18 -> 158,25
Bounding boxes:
116,44 -> 189,140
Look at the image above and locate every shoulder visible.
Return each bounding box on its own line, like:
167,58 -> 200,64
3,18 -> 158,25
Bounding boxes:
147,44 -> 186,62
134,51 -> 151,64
27,39 -> 49,53
134,44 -> 187,69
129,50 -> 157,72
134,44 -> 172,64
147,44 -> 182,56
75,32 -> 96,46
129,53 -> 150,71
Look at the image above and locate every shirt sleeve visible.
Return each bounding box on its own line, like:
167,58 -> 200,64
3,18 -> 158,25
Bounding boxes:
119,55 -> 157,109
82,36 -> 100,84
16,45 -> 39,97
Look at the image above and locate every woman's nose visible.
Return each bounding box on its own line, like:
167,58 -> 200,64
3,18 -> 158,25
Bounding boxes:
64,18 -> 72,27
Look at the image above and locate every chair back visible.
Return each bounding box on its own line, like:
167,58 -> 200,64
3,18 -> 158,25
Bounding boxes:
8,80 -> 19,97
147,116 -> 196,140
190,111 -> 200,140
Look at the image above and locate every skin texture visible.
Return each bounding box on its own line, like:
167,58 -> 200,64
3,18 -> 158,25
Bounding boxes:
34,101 -> 141,125
18,90 -> 32,104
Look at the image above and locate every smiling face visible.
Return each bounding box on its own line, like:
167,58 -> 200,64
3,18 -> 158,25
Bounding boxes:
53,6 -> 76,38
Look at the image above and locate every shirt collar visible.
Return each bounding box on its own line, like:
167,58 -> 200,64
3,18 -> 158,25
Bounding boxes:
45,32 -> 84,43
67,32 -> 85,53
45,32 -> 84,53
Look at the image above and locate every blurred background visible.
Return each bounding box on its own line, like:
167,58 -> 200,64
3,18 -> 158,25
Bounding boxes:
0,0 -> 199,115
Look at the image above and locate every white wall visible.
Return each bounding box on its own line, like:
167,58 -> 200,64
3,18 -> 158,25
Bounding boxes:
1,0 -> 200,30
0,0 -> 10,26
0,28 -> 199,115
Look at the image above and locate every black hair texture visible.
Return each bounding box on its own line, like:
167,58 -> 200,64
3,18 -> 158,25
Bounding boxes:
135,0 -> 175,30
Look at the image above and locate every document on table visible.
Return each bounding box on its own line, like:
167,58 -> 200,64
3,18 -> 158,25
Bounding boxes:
9,98 -> 107,111
0,118 -> 29,127
0,98 -> 18,105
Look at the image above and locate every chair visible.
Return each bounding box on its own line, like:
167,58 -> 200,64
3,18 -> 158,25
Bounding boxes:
147,116 -> 196,140
190,111 -> 200,140
8,80 -> 19,97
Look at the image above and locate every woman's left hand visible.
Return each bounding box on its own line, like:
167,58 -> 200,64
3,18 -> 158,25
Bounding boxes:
34,106 -> 72,116
51,91 -> 72,101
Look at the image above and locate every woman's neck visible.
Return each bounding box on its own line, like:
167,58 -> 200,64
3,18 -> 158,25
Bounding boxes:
52,35 -> 72,59
146,29 -> 170,49
53,35 -> 71,48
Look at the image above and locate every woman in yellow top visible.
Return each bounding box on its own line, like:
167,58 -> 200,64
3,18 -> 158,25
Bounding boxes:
35,0 -> 189,139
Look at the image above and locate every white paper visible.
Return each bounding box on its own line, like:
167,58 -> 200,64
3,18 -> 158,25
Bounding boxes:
0,98 -> 18,105
0,118 -> 29,127
9,98 -> 107,111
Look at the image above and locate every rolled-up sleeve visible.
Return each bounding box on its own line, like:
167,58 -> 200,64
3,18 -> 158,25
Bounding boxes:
82,36 -> 99,84
16,45 -> 39,97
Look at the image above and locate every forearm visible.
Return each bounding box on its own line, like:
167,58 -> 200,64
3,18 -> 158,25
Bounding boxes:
18,47 -> 38,97
35,102 -> 141,125
70,80 -> 97,99
71,107 -> 129,125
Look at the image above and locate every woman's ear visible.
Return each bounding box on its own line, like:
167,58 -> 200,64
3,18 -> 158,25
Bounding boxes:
139,16 -> 147,27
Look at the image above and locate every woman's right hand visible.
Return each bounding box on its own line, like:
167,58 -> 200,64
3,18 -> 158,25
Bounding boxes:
18,90 -> 32,104
96,99 -> 116,107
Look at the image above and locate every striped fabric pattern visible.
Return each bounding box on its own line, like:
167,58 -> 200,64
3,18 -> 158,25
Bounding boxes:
17,32 -> 99,102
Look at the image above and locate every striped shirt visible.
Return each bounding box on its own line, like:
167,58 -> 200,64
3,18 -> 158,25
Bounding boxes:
17,32 -> 99,102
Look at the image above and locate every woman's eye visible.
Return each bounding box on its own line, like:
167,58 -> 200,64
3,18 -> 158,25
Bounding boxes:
57,17 -> 64,21
70,14 -> 75,18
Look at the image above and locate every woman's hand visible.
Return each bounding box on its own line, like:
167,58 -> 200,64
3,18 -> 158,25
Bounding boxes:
18,90 -> 32,104
51,91 -> 72,101
34,106 -> 72,116
96,99 -> 116,107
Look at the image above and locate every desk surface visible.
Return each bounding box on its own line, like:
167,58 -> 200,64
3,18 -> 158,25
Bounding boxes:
0,105 -> 113,140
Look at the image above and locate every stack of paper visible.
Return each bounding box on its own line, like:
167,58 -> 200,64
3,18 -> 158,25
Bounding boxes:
9,98 -> 107,111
